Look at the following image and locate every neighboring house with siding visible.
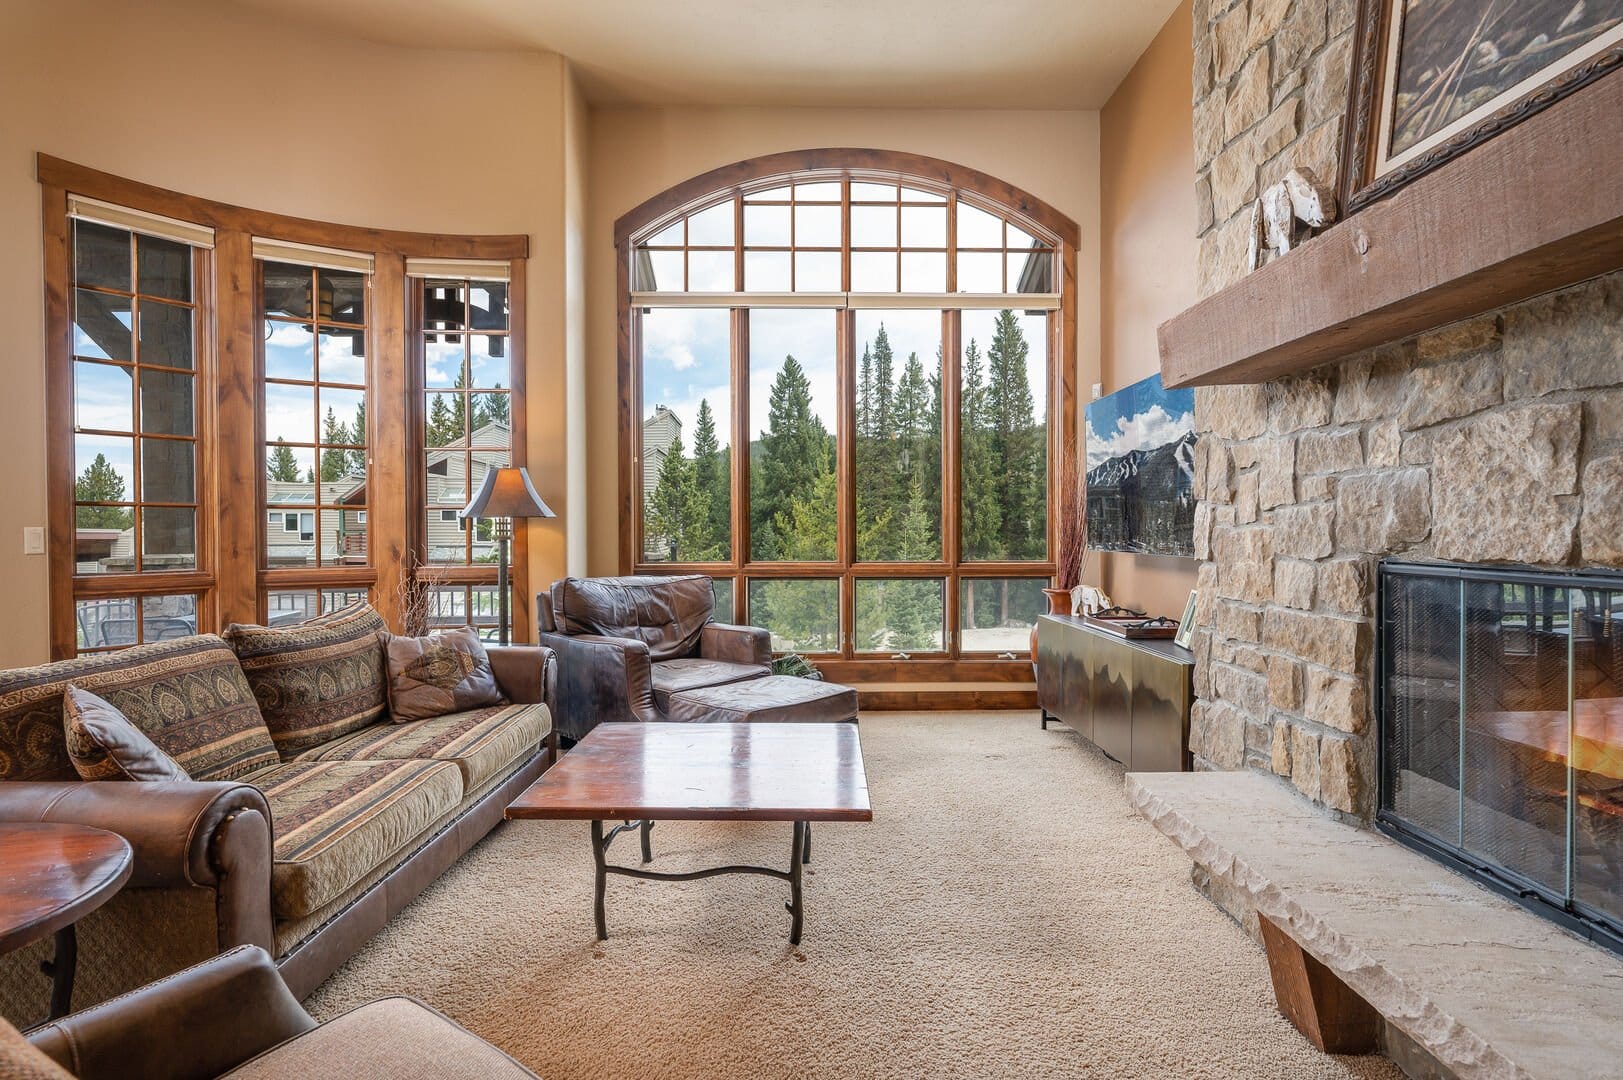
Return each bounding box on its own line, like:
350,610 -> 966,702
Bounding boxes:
641,405 -> 680,561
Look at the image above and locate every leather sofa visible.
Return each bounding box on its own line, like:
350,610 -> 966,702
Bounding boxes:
7,945 -> 539,1079
538,575 -> 772,740
0,627 -> 555,1024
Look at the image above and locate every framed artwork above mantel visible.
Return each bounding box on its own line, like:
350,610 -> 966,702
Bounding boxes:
1344,0 -> 1623,212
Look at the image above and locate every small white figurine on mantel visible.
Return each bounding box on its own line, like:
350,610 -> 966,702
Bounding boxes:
1248,167 -> 1338,271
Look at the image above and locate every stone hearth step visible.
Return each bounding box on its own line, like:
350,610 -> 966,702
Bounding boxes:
1126,770 -> 1621,1080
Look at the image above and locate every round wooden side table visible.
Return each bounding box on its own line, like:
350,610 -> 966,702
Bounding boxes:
0,822 -> 133,1023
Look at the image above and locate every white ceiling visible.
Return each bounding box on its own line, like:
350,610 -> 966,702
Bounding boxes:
223,0 -> 1183,109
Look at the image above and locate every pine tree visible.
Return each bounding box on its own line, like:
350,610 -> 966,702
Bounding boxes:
427,394 -> 458,447
882,479 -> 942,650
750,355 -> 833,561
959,337 -> 1003,567
986,310 -> 1043,560
689,399 -> 728,559
856,344 -> 875,439
482,386 -> 510,427
350,400 -> 367,474
646,432 -> 703,561
320,408 -> 351,481
75,453 -> 133,529
266,439 -> 302,483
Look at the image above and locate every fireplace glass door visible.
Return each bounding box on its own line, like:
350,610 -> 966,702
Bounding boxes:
1380,562 -> 1623,949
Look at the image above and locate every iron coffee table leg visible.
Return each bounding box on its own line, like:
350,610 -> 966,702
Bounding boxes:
39,925 -> 76,1021
590,819 -> 811,942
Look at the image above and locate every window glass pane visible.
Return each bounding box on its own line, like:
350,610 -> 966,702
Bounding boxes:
427,585 -> 508,639
744,185 -> 791,202
318,448 -> 365,490
1008,222 -> 1038,250
142,507 -> 196,569
470,335 -> 509,387
795,252 -> 841,292
794,181 -> 841,201
319,269 -> 366,325
748,309 -> 836,561
470,395 -> 510,442
75,594 -> 198,650
265,444 -> 315,492
470,281 -> 509,330
956,202 -> 1004,248
959,578 -> 1047,653
855,310 -> 941,561
850,205 -> 897,248
265,384 -> 315,444
75,434 -> 135,506
318,329 -> 366,384
261,262 -> 313,320
425,507 -> 467,564
74,222 -> 131,292
140,594 -> 198,640
138,300 -> 193,369
74,290 -> 132,361
139,370 -> 194,437
425,334 -> 463,387
137,236 -> 191,302
794,204 -> 840,247
319,388 -> 365,441
142,439 -> 194,503
744,251 -> 791,292
744,203 -> 790,247
901,205 -> 946,248
266,589 -> 321,625
636,249 -> 683,292
423,280 -> 466,329
856,578 -> 945,652
901,186 -> 947,203
900,252 -> 946,292
961,309 -> 1048,560
956,252 -> 1002,292
687,250 -> 734,292
323,504 -> 368,564
711,577 -> 735,620
646,221 -> 684,247
748,579 -> 839,653
640,308 -> 731,563
265,321 -> 315,381
850,252 -> 896,292
75,361 -> 133,433
425,392 -> 464,447
1011,249 -> 1055,294
850,182 -> 896,202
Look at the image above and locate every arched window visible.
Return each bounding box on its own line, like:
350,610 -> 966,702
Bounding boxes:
617,150 -> 1078,678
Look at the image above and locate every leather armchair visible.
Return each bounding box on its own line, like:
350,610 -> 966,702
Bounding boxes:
539,575 -> 771,740
18,946 -> 538,1080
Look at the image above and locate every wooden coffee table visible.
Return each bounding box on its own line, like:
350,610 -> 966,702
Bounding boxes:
507,722 -> 871,944
0,822 -> 133,1021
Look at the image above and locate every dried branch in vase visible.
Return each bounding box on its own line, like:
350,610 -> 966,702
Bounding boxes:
395,552 -> 448,638
1056,449 -> 1087,591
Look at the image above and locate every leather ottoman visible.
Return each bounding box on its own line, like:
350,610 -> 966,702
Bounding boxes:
665,675 -> 858,724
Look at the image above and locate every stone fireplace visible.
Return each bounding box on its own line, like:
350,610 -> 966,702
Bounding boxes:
1184,0 -> 1623,837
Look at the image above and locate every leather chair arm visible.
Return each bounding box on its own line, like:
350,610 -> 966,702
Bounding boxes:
28,945 -> 316,1080
539,631 -> 658,738
701,623 -> 772,667
0,780 -> 271,891
486,644 -> 557,709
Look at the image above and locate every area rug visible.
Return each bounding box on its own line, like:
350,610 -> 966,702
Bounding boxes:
305,712 -> 1401,1079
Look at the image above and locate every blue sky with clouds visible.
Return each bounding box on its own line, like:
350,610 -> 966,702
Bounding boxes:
1085,373 -> 1194,472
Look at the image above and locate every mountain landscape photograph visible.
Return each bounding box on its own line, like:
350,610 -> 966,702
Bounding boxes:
1085,373 -> 1196,558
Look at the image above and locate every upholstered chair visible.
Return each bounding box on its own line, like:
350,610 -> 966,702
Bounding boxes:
538,575 -> 771,740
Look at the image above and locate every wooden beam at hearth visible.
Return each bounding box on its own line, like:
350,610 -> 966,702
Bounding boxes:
1259,914 -> 1380,1054
1158,71 -> 1623,388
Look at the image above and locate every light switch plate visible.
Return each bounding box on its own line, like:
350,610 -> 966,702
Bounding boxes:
23,527 -> 44,555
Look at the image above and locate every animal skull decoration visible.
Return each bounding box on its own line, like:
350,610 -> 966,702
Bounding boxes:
1248,167 -> 1338,270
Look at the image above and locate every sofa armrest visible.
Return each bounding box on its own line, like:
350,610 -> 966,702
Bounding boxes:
701,623 -> 772,667
0,780 -> 270,891
486,644 -> 556,710
539,631 -> 658,738
28,945 -> 316,1080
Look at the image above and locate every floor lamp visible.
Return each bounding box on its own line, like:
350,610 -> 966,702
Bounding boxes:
459,466 -> 555,646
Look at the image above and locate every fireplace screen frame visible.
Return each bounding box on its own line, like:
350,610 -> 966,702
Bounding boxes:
1377,559 -> 1623,953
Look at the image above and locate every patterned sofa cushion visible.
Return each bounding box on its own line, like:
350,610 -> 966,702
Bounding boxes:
380,627 -> 504,723
295,704 -> 550,793
224,603 -> 390,759
249,759 -> 463,919
0,635 -> 277,782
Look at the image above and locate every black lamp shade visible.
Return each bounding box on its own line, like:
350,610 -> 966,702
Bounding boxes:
459,467 -> 555,523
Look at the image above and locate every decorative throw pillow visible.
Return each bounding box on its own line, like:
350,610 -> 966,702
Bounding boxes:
62,685 -> 190,782
381,626 -> 505,722
224,602 -> 390,758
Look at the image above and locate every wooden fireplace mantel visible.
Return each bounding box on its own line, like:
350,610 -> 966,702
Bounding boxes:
1158,71 -> 1623,389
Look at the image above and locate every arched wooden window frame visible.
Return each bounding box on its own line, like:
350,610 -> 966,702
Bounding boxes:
615,149 -> 1079,688
39,155 -> 530,658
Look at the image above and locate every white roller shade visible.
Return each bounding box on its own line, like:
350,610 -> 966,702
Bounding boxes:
628,291 -> 843,309
67,196 -> 214,249
405,258 -> 511,282
252,238 -> 373,274
630,291 -> 1062,311
847,292 -> 1062,311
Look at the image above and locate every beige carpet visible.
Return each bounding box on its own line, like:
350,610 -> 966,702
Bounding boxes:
306,712 -> 1403,1080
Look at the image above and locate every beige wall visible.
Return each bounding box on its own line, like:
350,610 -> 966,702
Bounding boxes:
1094,1 -> 1200,619
583,106 -> 1101,576
0,0 -> 572,664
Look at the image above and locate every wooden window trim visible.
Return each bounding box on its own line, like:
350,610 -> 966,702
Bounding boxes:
614,149 -> 1078,680
42,156 -> 528,657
